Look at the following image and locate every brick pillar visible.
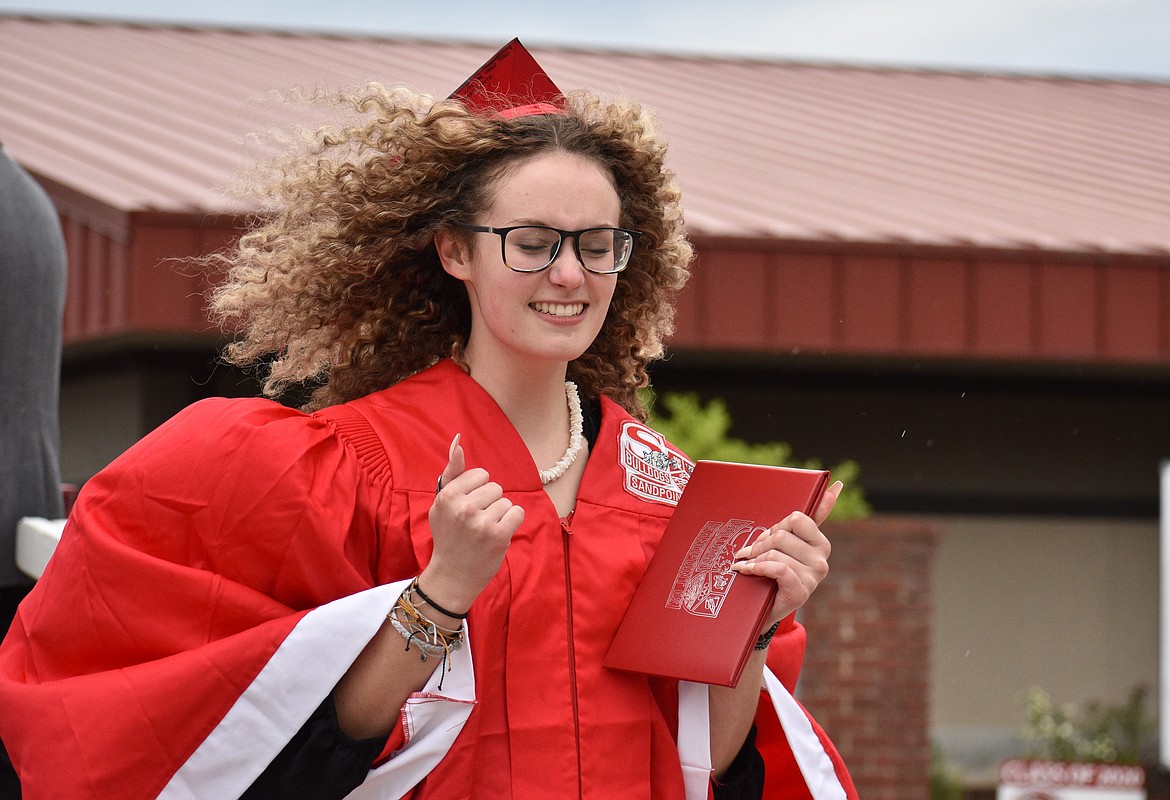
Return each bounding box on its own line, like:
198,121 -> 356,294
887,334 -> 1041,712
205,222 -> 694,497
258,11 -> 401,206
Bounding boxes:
797,515 -> 941,800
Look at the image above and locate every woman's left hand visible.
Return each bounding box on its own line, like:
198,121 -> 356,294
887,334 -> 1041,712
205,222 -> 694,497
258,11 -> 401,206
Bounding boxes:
730,480 -> 843,625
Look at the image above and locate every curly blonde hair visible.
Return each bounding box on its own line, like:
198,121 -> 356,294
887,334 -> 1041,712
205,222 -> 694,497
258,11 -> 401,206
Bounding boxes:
209,85 -> 693,417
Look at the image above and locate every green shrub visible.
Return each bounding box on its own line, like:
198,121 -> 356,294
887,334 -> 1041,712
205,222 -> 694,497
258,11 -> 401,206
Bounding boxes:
930,744 -> 965,800
1020,685 -> 1155,765
644,390 -> 871,521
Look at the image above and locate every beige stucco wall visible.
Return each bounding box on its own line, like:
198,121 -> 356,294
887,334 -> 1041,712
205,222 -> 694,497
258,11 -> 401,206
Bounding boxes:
930,514 -> 1159,785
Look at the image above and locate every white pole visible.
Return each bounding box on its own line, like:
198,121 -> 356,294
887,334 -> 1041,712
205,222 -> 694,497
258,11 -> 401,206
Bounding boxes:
1161,460 -> 1170,769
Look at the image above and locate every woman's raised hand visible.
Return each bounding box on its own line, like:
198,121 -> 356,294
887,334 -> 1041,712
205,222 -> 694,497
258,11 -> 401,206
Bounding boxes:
420,435 -> 525,615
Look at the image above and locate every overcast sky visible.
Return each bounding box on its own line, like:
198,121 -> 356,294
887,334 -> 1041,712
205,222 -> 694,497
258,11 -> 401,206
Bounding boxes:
2,0 -> 1168,79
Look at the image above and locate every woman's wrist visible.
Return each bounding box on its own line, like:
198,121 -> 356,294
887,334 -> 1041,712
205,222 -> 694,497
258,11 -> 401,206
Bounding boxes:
413,570 -> 474,625
753,621 -> 782,651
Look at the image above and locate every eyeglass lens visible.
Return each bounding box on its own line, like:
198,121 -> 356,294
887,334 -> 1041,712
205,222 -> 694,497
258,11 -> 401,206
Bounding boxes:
504,227 -> 633,273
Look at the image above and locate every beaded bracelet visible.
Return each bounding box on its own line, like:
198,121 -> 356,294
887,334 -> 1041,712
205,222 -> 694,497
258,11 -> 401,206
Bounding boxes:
388,589 -> 464,689
753,621 -> 782,651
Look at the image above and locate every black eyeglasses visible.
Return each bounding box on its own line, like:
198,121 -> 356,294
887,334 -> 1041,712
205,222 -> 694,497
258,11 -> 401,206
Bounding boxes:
455,223 -> 641,274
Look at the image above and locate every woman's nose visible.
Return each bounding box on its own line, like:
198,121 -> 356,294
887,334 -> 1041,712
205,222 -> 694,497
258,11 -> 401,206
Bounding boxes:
547,241 -> 586,287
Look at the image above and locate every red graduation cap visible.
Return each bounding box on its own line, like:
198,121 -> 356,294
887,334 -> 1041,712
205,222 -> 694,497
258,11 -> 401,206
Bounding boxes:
449,38 -> 565,119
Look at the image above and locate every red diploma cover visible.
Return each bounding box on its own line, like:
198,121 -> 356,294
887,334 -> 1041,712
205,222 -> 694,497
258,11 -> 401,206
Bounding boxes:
604,460 -> 831,688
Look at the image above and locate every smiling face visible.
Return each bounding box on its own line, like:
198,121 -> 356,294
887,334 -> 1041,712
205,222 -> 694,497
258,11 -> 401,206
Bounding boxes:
436,150 -> 622,374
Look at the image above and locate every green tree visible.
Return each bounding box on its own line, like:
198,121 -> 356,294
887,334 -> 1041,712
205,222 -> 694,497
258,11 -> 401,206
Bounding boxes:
644,391 -> 871,521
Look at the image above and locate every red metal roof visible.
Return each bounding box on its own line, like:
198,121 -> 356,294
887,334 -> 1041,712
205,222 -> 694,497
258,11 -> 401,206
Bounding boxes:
3,15 -> 1168,256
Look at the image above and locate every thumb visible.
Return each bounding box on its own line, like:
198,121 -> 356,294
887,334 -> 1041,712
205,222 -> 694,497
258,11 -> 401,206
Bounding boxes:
813,480 -> 843,526
439,433 -> 465,490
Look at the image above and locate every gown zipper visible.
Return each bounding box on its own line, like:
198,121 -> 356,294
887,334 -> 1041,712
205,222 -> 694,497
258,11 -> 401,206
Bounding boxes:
560,511 -> 584,799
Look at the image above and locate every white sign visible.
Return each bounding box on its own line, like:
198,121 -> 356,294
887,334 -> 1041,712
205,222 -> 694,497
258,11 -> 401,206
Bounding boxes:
1161,460 -> 1170,770
997,759 -> 1145,800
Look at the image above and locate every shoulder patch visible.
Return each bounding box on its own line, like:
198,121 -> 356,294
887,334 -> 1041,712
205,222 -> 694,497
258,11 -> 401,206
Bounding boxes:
618,420 -> 694,507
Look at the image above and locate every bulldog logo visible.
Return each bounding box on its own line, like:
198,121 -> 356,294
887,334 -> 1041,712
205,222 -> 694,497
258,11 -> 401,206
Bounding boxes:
618,421 -> 694,506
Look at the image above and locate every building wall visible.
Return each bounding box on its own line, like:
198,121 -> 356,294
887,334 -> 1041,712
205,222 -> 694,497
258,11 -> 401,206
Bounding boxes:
59,368 -> 149,485
800,515 -> 940,800
931,514 -> 1159,786
59,346 -> 260,483
650,353 -> 1170,515
676,238 -> 1170,370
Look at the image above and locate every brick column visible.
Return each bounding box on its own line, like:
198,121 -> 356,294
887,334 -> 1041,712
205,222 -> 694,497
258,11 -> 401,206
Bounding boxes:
797,515 -> 941,800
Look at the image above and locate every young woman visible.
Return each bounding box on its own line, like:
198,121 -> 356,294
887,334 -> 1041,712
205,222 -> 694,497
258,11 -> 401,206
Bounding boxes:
0,41 -> 856,800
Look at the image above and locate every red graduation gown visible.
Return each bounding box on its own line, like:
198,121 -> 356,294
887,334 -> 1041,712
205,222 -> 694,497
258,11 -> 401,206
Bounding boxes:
0,359 -> 856,799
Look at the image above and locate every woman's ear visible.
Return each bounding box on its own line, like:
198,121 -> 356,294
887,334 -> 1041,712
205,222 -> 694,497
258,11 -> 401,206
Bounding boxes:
435,228 -> 472,280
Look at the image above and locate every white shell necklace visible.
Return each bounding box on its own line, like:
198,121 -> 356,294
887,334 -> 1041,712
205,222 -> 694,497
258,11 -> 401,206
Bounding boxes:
538,381 -> 585,485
